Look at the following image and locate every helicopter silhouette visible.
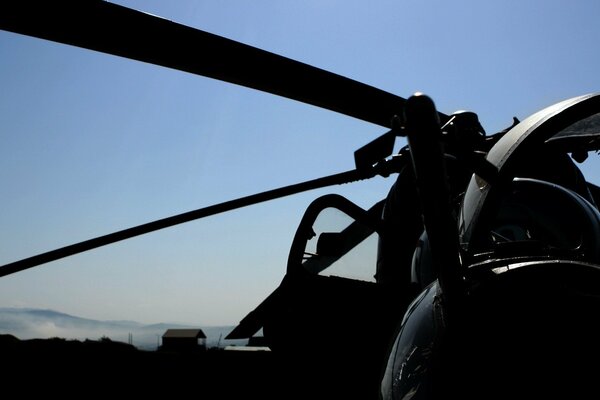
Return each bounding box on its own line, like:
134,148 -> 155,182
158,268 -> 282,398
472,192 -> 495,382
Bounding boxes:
2,1 -> 600,399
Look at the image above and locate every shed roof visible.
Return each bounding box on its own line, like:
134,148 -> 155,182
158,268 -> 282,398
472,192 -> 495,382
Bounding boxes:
162,329 -> 206,339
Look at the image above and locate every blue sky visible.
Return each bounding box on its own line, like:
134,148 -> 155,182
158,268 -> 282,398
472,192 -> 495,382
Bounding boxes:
1,0 -> 599,327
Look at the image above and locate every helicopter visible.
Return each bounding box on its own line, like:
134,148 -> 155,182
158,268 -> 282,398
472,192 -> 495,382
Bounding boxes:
2,1 -> 600,399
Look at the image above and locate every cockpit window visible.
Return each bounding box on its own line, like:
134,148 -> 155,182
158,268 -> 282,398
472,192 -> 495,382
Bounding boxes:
490,180 -> 582,248
551,112 -> 600,142
548,111 -> 600,189
302,207 -> 378,282
484,178 -> 600,262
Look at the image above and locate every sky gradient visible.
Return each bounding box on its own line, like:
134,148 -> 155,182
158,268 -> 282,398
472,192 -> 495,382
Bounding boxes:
1,0 -> 600,327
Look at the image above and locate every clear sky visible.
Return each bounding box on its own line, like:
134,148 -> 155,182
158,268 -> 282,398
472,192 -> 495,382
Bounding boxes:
1,0 -> 599,327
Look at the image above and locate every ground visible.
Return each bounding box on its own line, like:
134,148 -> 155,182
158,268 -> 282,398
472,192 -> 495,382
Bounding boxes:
0,335 -> 379,398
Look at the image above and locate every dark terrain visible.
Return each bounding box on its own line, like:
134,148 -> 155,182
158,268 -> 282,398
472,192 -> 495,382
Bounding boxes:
0,334 -> 375,398
0,307 -> 389,398
0,334 -> 286,397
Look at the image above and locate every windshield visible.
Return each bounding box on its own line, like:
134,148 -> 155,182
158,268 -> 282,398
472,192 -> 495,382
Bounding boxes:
550,112 -> 600,144
301,206 -> 379,282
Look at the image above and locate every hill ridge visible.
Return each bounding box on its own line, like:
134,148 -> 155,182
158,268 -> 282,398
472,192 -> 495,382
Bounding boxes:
0,307 -> 245,350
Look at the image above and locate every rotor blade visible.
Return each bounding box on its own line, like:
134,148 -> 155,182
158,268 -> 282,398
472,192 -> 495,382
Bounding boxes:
0,1 -> 448,127
0,169 -> 373,278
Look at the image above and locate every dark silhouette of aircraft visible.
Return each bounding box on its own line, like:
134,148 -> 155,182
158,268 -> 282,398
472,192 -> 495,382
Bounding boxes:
2,2 -> 600,398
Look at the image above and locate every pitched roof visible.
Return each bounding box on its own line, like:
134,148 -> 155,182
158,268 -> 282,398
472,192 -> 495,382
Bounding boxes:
162,329 -> 206,339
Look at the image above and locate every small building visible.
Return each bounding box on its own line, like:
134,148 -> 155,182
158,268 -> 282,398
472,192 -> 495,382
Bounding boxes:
161,329 -> 207,352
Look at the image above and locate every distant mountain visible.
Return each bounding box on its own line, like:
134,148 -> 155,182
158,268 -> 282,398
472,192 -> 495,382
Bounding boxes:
0,308 -> 247,350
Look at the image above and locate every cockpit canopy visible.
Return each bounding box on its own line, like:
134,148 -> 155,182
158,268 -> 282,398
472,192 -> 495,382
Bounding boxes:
460,94 -> 600,260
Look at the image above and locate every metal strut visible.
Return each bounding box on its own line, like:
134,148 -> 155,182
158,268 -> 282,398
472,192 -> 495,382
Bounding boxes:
402,93 -> 465,301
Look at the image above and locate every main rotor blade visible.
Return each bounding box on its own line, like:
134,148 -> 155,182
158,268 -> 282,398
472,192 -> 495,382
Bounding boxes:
0,169 -> 370,278
0,1 -> 448,127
